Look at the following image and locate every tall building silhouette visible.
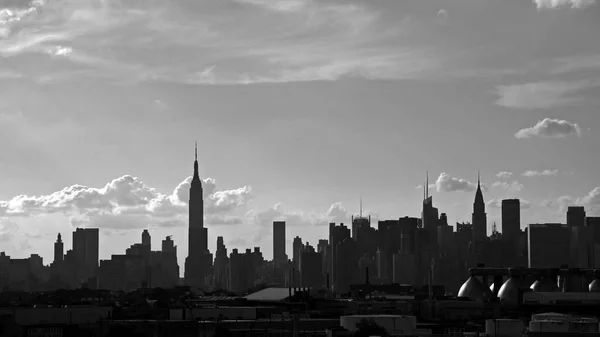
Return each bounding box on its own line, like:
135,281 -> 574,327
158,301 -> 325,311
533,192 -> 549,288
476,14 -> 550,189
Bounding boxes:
53,233 -> 63,265
567,206 -> 586,228
471,173 -> 487,244
501,199 -> 520,243
142,229 -> 151,249
184,143 -> 213,288
72,228 -> 99,285
273,221 -> 286,267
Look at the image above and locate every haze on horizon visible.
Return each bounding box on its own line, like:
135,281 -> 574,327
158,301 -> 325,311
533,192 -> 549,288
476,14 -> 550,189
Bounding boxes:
1,0 -> 600,271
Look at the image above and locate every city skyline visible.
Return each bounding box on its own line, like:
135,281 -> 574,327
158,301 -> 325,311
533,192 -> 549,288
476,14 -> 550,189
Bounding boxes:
2,0 -> 600,267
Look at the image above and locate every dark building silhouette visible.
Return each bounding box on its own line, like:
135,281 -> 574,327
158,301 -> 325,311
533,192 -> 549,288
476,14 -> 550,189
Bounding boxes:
142,229 -> 151,248
53,233 -> 63,265
501,199 -> 520,243
471,174 -> 487,244
72,227 -> 99,286
300,243 -> 322,288
329,223 -> 351,293
214,236 -> 229,289
351,198 -> 369,240
567,206 -> 586,228
184,143 -> 213,288
335,237 -> 358,293
273,221 -> 287,268
228,248 -> 261,292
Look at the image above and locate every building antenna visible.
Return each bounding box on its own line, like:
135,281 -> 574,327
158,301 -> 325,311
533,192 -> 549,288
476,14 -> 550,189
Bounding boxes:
195,141 -> 198,161
360,195 -> 363,218
426,170 -> 429,199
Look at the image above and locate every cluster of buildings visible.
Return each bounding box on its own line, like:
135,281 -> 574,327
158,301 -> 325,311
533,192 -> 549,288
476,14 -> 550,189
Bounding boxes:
1,148 -> 600,297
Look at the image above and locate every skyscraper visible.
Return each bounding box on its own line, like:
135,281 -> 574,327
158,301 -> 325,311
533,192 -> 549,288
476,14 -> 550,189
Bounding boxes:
472,173 -> 487,244
53,233 -> 63,265
502,199 -> 521,243
273,221 -> 286,267
72,228 -> 99,284
567,206 -> 586,228
142,229 -> 151,249
184,143 -> 213,288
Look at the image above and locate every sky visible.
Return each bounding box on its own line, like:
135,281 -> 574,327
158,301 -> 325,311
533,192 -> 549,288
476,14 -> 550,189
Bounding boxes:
1,0 -> 600,273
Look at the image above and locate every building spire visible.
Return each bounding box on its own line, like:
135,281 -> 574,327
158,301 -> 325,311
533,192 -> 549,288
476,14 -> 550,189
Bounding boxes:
359,195 -> 363,218
192,142 -> 200,182
474,171 -> 484,204
426,170 -> 429,199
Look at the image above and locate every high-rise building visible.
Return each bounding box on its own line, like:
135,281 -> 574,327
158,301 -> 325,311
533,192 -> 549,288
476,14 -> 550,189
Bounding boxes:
329,223 -> 351,292
273,221 -> 286,267
421,174 -> 439,250
214,236 -> 229,289
161,236 -> 180,287
142,229 -> 151,249
53,233 -> 63,265
72,227 -> 99,285
292,236 -> 304,271
184,143 -> 213,288
501,199 -> 520,243
472,174 -> 487,244
567,206 -> 586,229
300,243 -> 322,288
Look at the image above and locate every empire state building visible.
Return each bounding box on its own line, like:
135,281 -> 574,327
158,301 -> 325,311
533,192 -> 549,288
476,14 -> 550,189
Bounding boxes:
184,144 -> 213,288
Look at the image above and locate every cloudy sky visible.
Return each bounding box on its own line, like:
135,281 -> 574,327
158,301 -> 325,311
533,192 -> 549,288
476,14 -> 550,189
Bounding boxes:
1,0 -> 600,271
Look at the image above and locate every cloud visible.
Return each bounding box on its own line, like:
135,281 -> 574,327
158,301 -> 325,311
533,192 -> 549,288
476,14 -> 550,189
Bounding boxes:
496,171 -> 513,179
515,118 -> 581,139
522,169 -> 559,177
435,173 -> 478,192
495,80 -> 598,110
534,0 -> 596,9
0,0 -> 441,85
487,199 -> 531,209
558,187 -> 600,214
0,175 -> 252,229
491,181 -> 525,193
250,202 -> 354,228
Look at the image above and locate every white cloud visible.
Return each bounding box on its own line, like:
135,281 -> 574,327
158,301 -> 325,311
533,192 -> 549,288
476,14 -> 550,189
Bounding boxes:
491,181 -> 525,193
522,169 -> 559,177
435,173 -> 477,192
515,118 -> 581,139
496,171 -> 513,179
0,175 -> 252,229
558,187 -> 600,214
250,202 -> 355,228
534,0 -> 596,9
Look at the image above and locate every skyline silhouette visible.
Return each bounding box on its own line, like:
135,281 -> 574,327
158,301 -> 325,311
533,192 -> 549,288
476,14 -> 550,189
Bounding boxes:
0,146 -> 597,276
